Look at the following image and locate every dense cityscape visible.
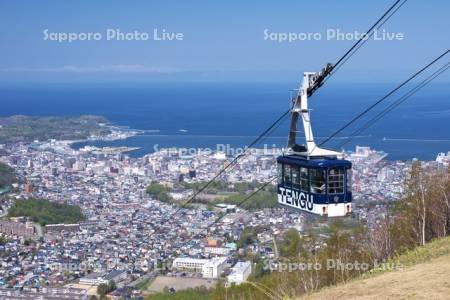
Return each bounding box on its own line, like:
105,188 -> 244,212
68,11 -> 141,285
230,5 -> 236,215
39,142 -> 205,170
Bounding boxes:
1,131 -> 449,299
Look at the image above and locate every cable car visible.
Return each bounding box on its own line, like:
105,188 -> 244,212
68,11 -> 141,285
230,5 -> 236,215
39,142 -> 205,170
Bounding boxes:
277,65 -> 353,217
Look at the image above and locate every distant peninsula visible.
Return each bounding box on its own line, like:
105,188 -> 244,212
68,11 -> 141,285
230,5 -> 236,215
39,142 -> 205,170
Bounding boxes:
0,115 -> 111,143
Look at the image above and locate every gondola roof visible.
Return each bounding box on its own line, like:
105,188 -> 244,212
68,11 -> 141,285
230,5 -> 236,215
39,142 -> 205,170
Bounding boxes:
277,155 -> 352,168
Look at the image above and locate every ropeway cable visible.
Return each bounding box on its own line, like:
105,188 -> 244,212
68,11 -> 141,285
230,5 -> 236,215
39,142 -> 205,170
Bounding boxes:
150,0 -> 408,233
332,0 -> 403,71
183,178 -> 277,245
153,109 -> 290,228
175,1 -> 442,248
335,61 -> 450,149
198,56 -> 450,234
156,0 -> 405,221
318,50 -> 450,147
322,0 -> 408,84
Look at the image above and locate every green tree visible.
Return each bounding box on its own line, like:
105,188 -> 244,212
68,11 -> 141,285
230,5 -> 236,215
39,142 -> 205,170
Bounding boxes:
97,283 -> 108,296
107,280 -> 117,292
0,236 -> 7,245
0,162 -> 16,188
238,227 -> 256,248
97,280 -> 117,296
280,228 -> 301,257
8,198 -> 85,226
146,182 -> 172,203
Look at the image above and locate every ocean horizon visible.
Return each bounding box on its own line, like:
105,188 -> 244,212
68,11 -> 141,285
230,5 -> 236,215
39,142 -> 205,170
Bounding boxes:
1,81 -> 449,160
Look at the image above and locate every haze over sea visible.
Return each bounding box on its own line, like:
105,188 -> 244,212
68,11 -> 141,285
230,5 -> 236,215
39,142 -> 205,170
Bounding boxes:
1,81 -> 449,161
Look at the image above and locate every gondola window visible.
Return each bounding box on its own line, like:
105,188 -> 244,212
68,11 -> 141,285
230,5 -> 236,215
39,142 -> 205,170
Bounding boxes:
310,169 -> 325,194
328,167 -> 345,194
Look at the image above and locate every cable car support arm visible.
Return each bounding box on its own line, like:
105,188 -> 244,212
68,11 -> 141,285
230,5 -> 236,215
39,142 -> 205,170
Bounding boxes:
287,63 -> 341,158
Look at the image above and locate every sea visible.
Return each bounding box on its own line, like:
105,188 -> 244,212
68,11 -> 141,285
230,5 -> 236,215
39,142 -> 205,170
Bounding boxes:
0,81 -> 449,161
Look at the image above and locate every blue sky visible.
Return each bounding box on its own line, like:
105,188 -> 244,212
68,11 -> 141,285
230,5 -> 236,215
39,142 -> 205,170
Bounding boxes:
0,0 -> 448,83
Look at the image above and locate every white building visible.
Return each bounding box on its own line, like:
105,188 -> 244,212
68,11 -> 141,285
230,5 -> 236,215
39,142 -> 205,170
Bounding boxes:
78,270 -> 127,286
227,261 -> 252,285
353,146 -> 371,158
202,257 -> 227,279
204,246 -> 230,256
172,257 -> 227,279
436,151 -> 450,167
172,257 -> 206,272
79,273 -> 108,286
212,152 -> 227,160
169,189 -> 193,200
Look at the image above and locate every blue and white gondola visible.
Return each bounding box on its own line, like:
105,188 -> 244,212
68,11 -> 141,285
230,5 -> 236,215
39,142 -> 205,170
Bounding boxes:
276,65 -> 353,217
277,155 -> 352,217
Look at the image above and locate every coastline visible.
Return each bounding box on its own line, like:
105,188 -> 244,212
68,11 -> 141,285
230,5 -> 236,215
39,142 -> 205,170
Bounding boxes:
3,115 -> 444,161
66,125 -> 144,155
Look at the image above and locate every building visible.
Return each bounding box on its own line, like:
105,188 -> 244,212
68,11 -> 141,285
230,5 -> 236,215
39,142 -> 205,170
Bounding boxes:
78,270 -> 126,286
0,221 -> 36,237
201,257 -> 227,279
225,243 -> 237,251
227,261 -> 252,285
24,182 -> 33,193
436,151 -> 450,167
207,239 -> 219,247
172,257 -> 208,272
78,273 -> 107,286
103,269 -> 127,283
204,246 -> 230,256
215,204 -> 237,213
0,287 -> 88,300
169,189 -> 193,200
172,257 -> 227,279
45,223 -> 80,233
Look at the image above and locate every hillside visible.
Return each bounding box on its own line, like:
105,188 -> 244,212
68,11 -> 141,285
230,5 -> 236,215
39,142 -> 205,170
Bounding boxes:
0,115 -> 110,143
300,236 -> 450,300
0,162 -> 16,189
8,198 -> 85,225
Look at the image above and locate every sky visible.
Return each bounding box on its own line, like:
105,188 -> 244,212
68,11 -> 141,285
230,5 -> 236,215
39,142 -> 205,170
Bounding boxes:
0,0 -> 449,83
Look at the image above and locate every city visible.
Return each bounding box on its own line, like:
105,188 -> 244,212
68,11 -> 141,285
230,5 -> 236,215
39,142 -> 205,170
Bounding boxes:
1,1 -> 449,299
1,137 -> 448,298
